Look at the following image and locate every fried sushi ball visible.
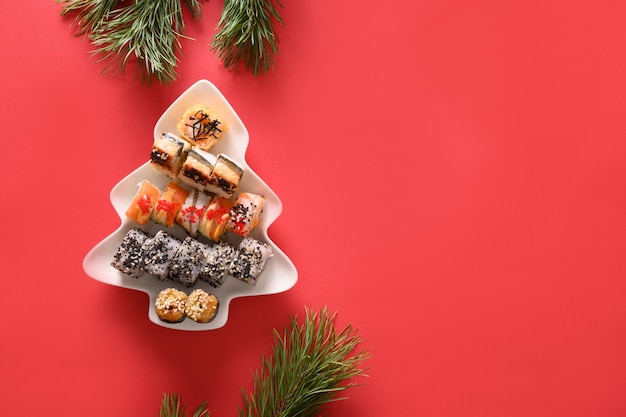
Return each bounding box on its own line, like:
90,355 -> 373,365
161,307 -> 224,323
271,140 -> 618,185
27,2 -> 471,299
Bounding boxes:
155,288 -> 188,323
185,289 -> 219,323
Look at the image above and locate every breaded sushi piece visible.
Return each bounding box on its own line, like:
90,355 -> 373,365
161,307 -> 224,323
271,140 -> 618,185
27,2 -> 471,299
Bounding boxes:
155,288 -> 188,323
151,182 -> 189,227
199,241 -> 236,288
177,104 -> 228,151
150,132 -> 191,179
229,237 -> 273,285
228,192 -> 266,237
141,230 -> 182,280
125,180 -> 160,225
167,237 -> 210,287
204,153 -> 243,199
111,228 -> 152,278
178,148 -> 217,190
175,189 -> 211,238
185,289 -> 219,323
197,195 -> 233,242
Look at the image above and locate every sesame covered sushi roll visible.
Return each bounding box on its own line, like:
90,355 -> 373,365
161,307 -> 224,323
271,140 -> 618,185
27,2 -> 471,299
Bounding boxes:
125,180 -> 160,225
155,288 -> 188,323
178,148 -> 217,191
204,153 -> 243,199
111,228 -> 152,278
229,237 -> 273,285
175,188 -> 211,238
167,237 -> 210,287
151,182 -> 189,228
199,241 -> 236,288
150,132 -> 190,179
228,192 -> 266,237
177,104 -> 228,151
141,230 -> 182,280
197,195 -> 233,242
185,289 -> 219,323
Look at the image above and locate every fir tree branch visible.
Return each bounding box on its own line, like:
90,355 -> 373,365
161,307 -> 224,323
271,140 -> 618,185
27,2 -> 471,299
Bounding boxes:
160,393 -> 209,417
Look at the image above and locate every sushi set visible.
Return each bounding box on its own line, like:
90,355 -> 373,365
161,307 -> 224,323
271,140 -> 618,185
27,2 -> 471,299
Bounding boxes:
83,79 -> 298,331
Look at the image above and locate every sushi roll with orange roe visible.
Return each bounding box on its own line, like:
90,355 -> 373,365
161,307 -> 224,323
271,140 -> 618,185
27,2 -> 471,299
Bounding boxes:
197,195 -> 233,242
228,192 -> 265,237
151,182 -> 189,227
175,189 -> 211,238
125,180 -> 160,225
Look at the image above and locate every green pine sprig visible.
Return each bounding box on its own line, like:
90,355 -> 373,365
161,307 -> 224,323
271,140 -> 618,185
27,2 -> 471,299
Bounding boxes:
211,0 -> 284,75
159,307 -> 370,417
159,393 -> 209,417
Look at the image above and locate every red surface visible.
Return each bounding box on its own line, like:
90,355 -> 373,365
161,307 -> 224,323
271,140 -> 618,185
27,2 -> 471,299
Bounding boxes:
2,1 -> 626,416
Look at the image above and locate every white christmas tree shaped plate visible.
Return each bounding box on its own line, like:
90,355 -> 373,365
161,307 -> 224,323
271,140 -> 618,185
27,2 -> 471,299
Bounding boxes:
83,80 -> 298,330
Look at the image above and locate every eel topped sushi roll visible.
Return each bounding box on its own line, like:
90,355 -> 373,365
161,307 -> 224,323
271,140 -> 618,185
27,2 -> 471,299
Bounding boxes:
111,228 -> 152,278
229,237 -> 273,285
177,104 -> 228,151
125,180 -> 160,225
178,148 -> 217,191
167,237 -> 210,287
204,153 -> 244,199
141,230 -> 182,280
150,132 -> 190,179
228,192 -> 265,237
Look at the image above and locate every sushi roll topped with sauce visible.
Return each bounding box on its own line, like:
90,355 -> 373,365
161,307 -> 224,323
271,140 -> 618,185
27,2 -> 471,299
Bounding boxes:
150,132 -> 190,179
177,104 -> 228,151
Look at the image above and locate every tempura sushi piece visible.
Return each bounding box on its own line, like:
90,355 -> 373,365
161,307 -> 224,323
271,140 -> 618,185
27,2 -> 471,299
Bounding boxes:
168,237 -> 210,287
197,195 -> 233,242
125,180 -> 160,225
175,189 -> 211,238
185,289 -> 219,323
228,192 -> 266,237
199,241 -> 236,288
178,148 -> 217,190
155,288 -> 188,323
151,182 -> 189,227
204,153 -> 243,199
150,132 -> 191,179
229,237 -> 273,285
111,228 -> 152,278
177,104 -> 228,151
141,230 -> 182,280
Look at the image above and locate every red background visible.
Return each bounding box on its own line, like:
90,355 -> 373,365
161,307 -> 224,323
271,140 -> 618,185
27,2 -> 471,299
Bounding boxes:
2,1 -> 626,416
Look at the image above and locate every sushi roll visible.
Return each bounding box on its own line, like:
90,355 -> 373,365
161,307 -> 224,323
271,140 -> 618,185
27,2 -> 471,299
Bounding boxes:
204,153 -> 244,199
151,182 -> 189,227
197,195 -> 233,242
141,230 -> 182,280
177,104 -> 228,151
125,180 -> 160,225
155,288 -> 188,323
178,148 -> 217,190
167,237 -> 210,287
175,189 -> 211,238
150,132 -> 191,179
111,228 -> 152,278
199,241 -> 236,288
228,192 -> 266,237
229,237 -> 273,285
185,289 -> 219,323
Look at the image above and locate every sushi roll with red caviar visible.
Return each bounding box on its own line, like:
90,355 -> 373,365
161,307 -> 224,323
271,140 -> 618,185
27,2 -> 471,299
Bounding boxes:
151,182 -> 189,227
229,192 -> 265,237
185,289 -> 219,323
175,189 -> 211,238
125,180 -> 160,225
141,230 -> 182,280
178,148 -> 217,190
197,195 -> 233,242
111,228 -> 152,278
177,104 -> 228,151
150,132 -> 190,179
155,288 -> 188,323
168,237 -> 210,287
229,237 -> 273,285
205,153 -> 243,198
200,241 -> 236,288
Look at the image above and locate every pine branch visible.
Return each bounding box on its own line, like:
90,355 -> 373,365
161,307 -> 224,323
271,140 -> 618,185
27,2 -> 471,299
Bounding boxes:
211,0 -> 284,75
159,393 -> 209,417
